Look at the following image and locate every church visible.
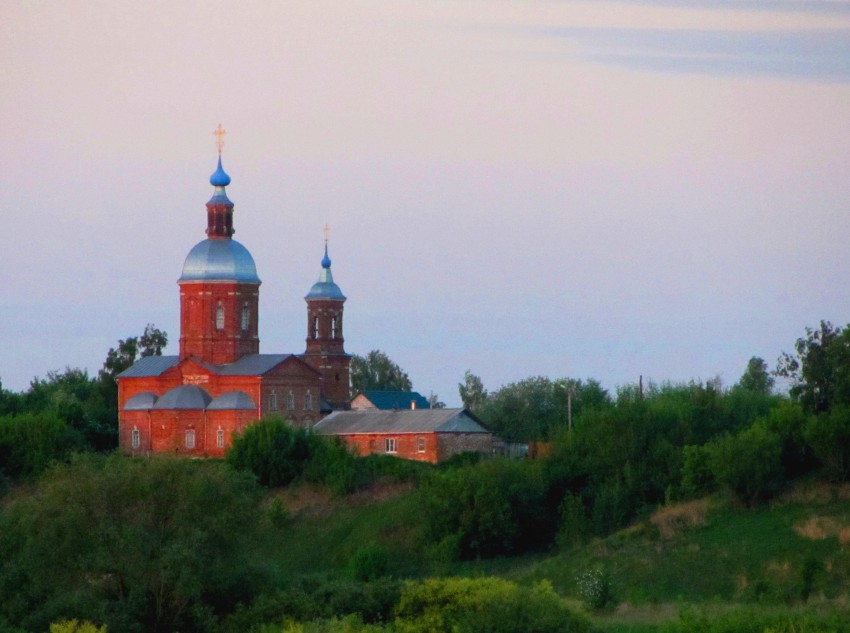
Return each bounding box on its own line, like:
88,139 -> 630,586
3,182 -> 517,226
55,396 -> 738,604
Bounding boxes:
117,143 -> 350,457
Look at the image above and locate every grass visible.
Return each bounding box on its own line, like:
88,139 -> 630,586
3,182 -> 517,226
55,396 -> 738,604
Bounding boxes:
259,478 -> 850,631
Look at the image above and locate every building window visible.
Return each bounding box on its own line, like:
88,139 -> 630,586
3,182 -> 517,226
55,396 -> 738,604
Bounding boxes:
215,303 -> 224,330
304,390 -> 312,411
131,427 -> 140,449
312,316 -> 319,339
417,437 -> 425,453
216,428 -> 225,448
269,390 -> 278,411
385,438 -> 397,454
331,316 -> 337,339
287,390 -> 295,411
241,302 -> 250,331
185,429 -> 196,449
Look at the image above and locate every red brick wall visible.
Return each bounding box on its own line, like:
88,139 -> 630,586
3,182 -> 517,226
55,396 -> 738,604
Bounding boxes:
179,281 -> 259,364
336,433 -> 439,463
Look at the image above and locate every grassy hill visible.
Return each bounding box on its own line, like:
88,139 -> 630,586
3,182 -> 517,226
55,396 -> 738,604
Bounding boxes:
260,478 -> 850,631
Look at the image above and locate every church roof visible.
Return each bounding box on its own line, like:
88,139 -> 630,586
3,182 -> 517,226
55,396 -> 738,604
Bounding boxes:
305,243 -> 345,301
153,385 -> 213,410
117,355 -> 181,378
207,390 -> 256,410
179,238 -> 260,283
313,409 -> 490,435
117,354 -> 309,379
123,391 -> 159,410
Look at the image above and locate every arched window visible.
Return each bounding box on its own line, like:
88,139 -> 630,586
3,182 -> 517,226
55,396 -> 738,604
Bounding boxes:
131,427 -> 140,449
312,316 -> 319,339
304,390 -> 313,411
241,302 -> 250,331
216,428 -> 225,448
287,390 -> 295,411
331,316 -> 337,339
268,390 -> 278,411
215,303 -> 225,330
185,429 -> 196,449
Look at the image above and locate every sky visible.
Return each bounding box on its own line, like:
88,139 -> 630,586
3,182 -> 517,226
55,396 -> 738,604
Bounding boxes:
2,0 -> 849,406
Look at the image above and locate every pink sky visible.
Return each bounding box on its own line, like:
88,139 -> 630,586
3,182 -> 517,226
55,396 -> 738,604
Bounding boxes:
2,1 -> 849,404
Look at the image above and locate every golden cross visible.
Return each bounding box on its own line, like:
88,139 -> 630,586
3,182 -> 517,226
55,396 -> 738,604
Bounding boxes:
213,123 -> 226,153
323,223 -> 331,244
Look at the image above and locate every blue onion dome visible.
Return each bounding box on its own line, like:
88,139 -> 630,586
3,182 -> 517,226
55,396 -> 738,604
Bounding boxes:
306,244 -> 345,301
210,156 -> 231,187
179,238 -> 261,283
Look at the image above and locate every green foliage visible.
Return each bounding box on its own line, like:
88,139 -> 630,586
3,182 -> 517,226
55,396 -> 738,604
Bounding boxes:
0,454 -> 264,633
349,544 -> 390,582
350,350 -> 412,393
0,411 -> 86,478
776,320 -> 850,414
49,620 -> 107,633
393,577 -> 590,633
708,422 -> 784,505
574,568 -> 614,611
665,606 -> 850,633
458,371 -> 487,411
419,459 -> 555,559
477,376 -> 611,442
804,405 -> 850,482
736,356 -> 775,395
680,444 -> 715,499
227,416 -> 313,487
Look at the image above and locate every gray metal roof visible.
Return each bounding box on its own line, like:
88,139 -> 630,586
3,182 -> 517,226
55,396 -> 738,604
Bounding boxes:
153,385 -> 213,410
123,391 -> 159,411
313,408 -> 490,435
179,238 -> 261,284
217,354 -> 296,375
117,355 -> 180,378
207,390 -> 256,410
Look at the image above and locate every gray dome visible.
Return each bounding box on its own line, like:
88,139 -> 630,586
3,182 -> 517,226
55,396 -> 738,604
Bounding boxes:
123,391 -> 158,411
208,390 -> 256,411
179,238 -> 261,284
153,385 -> 213,410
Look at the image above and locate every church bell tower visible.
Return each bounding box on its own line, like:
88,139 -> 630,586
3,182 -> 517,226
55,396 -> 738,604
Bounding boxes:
303,230 -> 350,409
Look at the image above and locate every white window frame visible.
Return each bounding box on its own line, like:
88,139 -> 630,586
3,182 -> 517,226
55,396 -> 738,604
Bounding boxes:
185,429 -> 196,449
131,427 -> 140,449
287,390 -> 295,411
215,303 -> 225,330
385,438 -> 397,454
417,437 -> 425,453
216,428 -> 225,448
304,390 -> 312,411
269,390 -> 278,411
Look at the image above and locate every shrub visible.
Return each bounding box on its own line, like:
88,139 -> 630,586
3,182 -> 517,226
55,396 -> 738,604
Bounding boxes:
574,569 -> 614,611
349,544 -> 390,582
226,416 -> 312,487
708,422 -> 784,505
0,412 -> 85,478
804,405 -> 850,482
393,577 -> 590,633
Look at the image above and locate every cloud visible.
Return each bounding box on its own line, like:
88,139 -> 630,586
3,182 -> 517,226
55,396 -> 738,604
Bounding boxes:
535,26 -> 850,82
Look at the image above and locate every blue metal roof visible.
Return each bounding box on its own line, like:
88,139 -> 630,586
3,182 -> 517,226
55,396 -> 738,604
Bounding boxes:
123,391 -> 159,410
305,244 -> 345,301
153,385 -> 213,410
209,156 -> 231,187
117,355 -> 180,378
208,390 -> 256,410
216,354 -> 296,375
359,391 -> 430,410
179,238 -> 261,283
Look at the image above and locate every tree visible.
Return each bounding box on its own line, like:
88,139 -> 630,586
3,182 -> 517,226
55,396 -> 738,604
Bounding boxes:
0,454 -> 263,633
427,392 -> 446,409
98,324 -> 168,416
350,350 -> 412,393
776,321 -> 850,413
458,370 -> 487,410
736,356 -> 774,395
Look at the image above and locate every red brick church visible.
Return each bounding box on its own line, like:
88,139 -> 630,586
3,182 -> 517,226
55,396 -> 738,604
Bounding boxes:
117,147 -> 350,457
